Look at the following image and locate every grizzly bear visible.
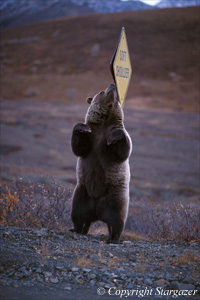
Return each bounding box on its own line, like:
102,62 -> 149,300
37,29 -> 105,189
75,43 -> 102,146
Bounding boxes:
71,84 -> 132,242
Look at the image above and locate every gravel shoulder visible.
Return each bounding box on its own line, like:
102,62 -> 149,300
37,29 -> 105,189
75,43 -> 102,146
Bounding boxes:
0,227 -> 199,300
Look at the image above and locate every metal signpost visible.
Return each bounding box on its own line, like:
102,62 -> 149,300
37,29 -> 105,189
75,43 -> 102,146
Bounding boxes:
110,27 -> 132,107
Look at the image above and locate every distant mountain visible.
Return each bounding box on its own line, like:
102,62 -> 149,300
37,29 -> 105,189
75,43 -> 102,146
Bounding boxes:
0,0 -> 152,29
156,0 -> 200,8
1,0 -> 199,30
0,0 -> 95,29
72,0 -> 153,13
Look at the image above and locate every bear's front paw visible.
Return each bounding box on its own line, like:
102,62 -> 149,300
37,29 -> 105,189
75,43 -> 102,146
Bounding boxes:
107,129 -> 125,145
73,123 -> 92,134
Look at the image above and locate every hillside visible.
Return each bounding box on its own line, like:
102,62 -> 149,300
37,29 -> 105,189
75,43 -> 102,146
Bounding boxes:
1,6 -> 199,112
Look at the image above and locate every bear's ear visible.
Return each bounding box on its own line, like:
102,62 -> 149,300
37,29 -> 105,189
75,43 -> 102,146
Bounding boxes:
87,97 -> 93,104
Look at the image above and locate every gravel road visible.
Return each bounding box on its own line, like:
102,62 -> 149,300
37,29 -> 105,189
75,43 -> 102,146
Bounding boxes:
0,227 -> 199,300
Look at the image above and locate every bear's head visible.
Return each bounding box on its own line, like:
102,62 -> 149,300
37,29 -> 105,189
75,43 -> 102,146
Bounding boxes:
85,84 -> 124,127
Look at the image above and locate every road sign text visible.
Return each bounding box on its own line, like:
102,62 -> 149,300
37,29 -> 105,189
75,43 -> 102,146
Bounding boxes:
116,66 -> 129,78
110,27 -> 132,106
120,50 -> 126,62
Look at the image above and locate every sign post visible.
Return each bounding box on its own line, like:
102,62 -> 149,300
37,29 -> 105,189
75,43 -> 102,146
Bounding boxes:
110,27 -> 132,107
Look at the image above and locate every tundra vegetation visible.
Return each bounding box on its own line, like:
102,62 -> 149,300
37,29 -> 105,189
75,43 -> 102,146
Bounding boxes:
0,180 -> 199,242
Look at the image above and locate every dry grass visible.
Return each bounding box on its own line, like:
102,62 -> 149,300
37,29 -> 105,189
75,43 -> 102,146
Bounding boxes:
122,231 -> 149,242
74,256 -> 94,267
126,201 -> 200,242
39,243 -> 51,264
0,180 -> 73,230
137,251 -> 147,264
134,263 -> 145,274
32,241 -> 51,264
106,256 -> 126,269
175,250 -> 200,266
0,180 -> 199,242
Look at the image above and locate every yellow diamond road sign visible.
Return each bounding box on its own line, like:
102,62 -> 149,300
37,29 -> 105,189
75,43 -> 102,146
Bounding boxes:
110,27 -> 132,107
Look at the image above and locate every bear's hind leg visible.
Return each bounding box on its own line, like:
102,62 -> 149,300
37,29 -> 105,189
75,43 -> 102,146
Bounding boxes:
106,211 -> 125,243
72,221 -> 91,235
71,185 -> 92,235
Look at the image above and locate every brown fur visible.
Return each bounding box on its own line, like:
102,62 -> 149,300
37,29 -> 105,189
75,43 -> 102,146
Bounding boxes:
71,84 -> 132,242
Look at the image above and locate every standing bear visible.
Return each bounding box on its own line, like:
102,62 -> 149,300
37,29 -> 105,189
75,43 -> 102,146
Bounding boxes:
71,84 -> 132,242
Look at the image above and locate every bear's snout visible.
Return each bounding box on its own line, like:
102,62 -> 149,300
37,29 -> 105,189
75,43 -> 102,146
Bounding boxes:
106,83 -> 116,95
